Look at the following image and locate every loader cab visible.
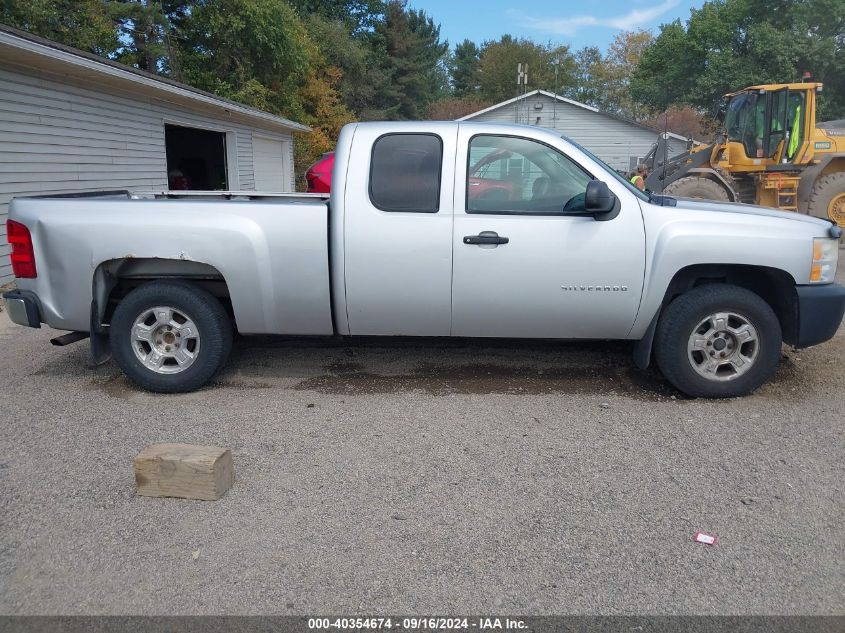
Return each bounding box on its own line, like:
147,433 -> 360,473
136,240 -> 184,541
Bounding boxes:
718,83 -> 820,170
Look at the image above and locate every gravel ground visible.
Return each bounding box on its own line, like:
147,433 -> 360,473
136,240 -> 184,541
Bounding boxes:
0,260 -> 843,616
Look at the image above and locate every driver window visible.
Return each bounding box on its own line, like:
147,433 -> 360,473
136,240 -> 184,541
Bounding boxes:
467,135 -> 592,214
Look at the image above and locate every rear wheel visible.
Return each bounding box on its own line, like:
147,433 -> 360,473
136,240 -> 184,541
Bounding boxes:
654,284 -> 782,398
110,281 -> 232,393
663,176 -> 731,201
807,172 -> 845,226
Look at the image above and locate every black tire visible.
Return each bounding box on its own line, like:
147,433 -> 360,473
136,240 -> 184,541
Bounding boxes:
110,280 -> 233,393
663,176 -> 731,201
807,172 -> 845,226
653,284 -> 782,398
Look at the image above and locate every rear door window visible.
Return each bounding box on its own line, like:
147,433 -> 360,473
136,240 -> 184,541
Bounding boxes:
369,134 -> 443,213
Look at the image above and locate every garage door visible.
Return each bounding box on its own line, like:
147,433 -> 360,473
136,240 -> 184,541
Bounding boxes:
253,136 -> 287,191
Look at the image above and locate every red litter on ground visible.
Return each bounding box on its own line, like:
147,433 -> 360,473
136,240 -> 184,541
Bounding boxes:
693,531 -> 718,545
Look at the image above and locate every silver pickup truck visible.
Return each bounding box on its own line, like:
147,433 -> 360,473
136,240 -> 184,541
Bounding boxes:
5,121 -> 845,397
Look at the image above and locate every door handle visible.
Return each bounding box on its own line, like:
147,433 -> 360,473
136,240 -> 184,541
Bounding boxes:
463,231 -> 509,245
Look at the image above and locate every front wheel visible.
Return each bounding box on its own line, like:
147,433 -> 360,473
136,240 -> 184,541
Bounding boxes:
110,281 -> 233,393
653,284 -> 782,398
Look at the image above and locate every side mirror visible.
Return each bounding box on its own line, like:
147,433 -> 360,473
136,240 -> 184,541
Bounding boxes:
584,180 -> 616,215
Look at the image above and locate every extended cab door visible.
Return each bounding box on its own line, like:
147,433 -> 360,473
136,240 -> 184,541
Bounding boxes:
343,123 -> 457,335
451,128 -> 645,339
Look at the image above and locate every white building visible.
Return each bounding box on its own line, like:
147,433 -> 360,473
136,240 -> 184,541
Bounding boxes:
0,24 -> 309,283
459,89 -> 689,173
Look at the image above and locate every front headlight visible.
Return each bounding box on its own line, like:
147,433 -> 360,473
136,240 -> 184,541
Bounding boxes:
810,237 -> 838,283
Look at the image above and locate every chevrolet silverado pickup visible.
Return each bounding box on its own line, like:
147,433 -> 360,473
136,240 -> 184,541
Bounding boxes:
4,121 -> 845,397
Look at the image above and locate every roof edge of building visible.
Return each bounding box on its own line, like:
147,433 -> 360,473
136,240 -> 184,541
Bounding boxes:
459,89 -> 690,142
0,23 -> 311,133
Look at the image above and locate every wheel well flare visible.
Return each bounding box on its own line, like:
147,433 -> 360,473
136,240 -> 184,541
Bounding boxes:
92,258 -> 232,330
662,264 -> 798,345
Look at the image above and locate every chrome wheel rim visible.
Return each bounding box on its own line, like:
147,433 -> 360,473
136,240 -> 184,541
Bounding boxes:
131,306 -> 200,374
687,312 -> 759,381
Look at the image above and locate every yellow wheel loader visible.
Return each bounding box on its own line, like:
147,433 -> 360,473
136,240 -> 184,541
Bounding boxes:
644,82 -> 845,225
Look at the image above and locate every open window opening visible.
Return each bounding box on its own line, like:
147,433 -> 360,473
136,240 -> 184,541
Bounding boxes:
165,124 -> 228,190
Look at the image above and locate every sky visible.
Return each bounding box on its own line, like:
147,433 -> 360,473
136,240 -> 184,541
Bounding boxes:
410,0 -> 706,52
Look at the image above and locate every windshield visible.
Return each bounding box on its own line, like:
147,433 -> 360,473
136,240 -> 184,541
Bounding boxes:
561,135 -> 650,201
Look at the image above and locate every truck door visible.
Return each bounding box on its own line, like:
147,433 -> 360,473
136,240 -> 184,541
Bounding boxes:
451,130 -> 645,339
343,124 -> 457,335
763,87 -> 789,159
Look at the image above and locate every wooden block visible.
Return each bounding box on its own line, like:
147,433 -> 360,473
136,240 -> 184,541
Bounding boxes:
133,443 -> 234,501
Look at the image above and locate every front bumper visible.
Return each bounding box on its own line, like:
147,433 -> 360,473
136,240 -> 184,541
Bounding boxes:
795,283 -> 845,348
2,289 -> 41,328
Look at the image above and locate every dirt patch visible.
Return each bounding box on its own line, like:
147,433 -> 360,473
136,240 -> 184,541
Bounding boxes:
295,347 -> 811,399
210,378 -> 274,390
81,344 -> 813,401
295,361 -> 682,399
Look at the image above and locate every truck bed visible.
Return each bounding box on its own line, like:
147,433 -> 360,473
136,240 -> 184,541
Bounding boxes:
10,191 -> 334,335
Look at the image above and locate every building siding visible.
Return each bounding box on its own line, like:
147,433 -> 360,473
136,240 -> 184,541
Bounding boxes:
0,64 -> 296,283
467,93 -> 688,172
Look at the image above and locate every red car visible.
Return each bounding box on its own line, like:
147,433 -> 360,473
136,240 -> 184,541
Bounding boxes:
467,148 -> 515,201
305,152 -> 334,193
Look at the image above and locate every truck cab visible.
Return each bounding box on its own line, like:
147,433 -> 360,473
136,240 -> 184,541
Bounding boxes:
334,122 -> 645,340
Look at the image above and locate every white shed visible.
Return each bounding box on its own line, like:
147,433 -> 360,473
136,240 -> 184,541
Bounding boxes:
0,24 -> 309,283
459,90 -> 690,173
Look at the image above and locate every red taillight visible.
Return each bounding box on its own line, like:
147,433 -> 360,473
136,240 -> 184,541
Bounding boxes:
7,219 -> 37,278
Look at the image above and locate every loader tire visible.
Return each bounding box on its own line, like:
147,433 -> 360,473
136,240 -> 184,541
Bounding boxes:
111,280 -> 233,393
653,284 -> 782,398
663,176 -> 731,201
807,172 -> 845,226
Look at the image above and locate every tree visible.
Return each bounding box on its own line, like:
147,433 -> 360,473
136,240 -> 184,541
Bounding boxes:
288,0 -> 383,32
293,66 -> 356,184
175,0 -> 312,116
641,105 -> 711,141
108,0 -> 179,75
631,0 -> 845,120
603,30 -> 653,118
302,14 -> 384,117
568,31 -> 653,117
568,45 -> 604,108
0,0 -> 118,55
449,39 -> 480,97
426,97 -> 490,120
475,36 -> 576,103
369,0 -> 449,119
